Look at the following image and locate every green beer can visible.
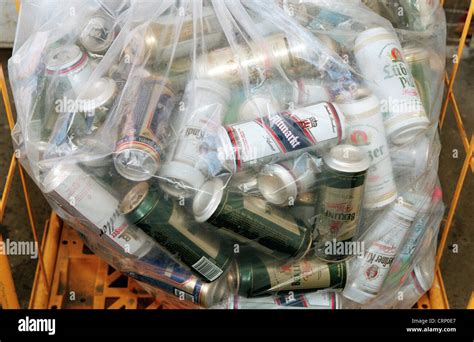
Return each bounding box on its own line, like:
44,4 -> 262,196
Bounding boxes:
235,248 -> 347,296
121,182 -> 233,282
192,178 -> 312,259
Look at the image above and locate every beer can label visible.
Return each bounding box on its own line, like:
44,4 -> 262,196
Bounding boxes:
318,184 -> 365,242
47,170 -> 148,256
211,194 -> 307,256
355,30 -> 428,136
267,259 -> 334,291
172,107 -> 224,176
227,103 -> 341,170
357,241 -> 398,294
347,117 -> 397,208
125,271 -> 202,305
166,209 -> 224,281
353,210 -> 413,295
116,77 -> 174,161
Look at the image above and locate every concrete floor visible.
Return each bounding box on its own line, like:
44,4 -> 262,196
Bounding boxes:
0,49 -> 51,308
0,48 -> 472,309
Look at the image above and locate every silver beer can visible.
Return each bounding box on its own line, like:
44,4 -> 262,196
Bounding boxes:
79,15 -> 117,55
45,44 -> 93,96
114,72 -> 175,181
215,291 -> 341,309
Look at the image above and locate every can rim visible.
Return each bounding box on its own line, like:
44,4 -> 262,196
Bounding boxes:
389,120 -> 430,145
113,148 -> 159,182
193,177 -> 225,223
45,45 -> 85,72
120,182 -> 150,215
403,45 -> 430,63
41,162 -> 79,194
79,16 -> 115,53
414,135 -> 431,175
79,77 -> 117,111
257,164 -> 298,206
342,282 -> 376,304
323,144 -> 370,173
237,94 -> 279,122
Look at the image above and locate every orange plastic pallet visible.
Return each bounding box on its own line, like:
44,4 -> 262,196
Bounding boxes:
29,213 -> 447,310
29,213 -> 198,309
29,213 -> 200,309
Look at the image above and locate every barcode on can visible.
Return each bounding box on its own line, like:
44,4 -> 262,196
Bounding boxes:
192,256 -> 223,281
174,289 -> 196,303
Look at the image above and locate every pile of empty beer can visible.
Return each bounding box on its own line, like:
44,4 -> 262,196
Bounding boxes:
9,0 -> 447,309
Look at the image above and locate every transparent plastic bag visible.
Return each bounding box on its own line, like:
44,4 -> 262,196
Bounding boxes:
9,0 -> 446,309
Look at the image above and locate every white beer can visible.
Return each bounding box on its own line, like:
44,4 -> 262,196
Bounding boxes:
337,90 -> 397,209
42,163 -> 153,258
342,199 -> 417,304
159,79 -> 231,198
354,27 -> 429,145
217,102 -> 345,173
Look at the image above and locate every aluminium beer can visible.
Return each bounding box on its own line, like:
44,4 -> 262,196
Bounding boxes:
122,6 -> 223,65
121,182 -> 233,282
159,79 -> 231,198
45,44 -> 93,96
195,33 -> 312,86
354,27 -> 429,145
217,291 -> 341,309
257,153 -> 322,206
114,72 -> 175,182
124,262 -> 236,308
337,89 -> 398,209
41,162 -> 154,258
192,178 -> 312,258
342,199 -> 418,304
403,45 -> 433,117
315,144 -> 370,261
217,102 -> 345,173
236,251 -> 347,296
79,15 -> 117,55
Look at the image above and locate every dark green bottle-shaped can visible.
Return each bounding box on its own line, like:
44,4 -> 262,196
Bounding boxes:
120,182 -> 233,282
192,178 -> 312,259
235,247 -> 347,297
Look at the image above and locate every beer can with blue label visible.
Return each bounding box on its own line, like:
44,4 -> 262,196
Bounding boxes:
114,72 -> 175,182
